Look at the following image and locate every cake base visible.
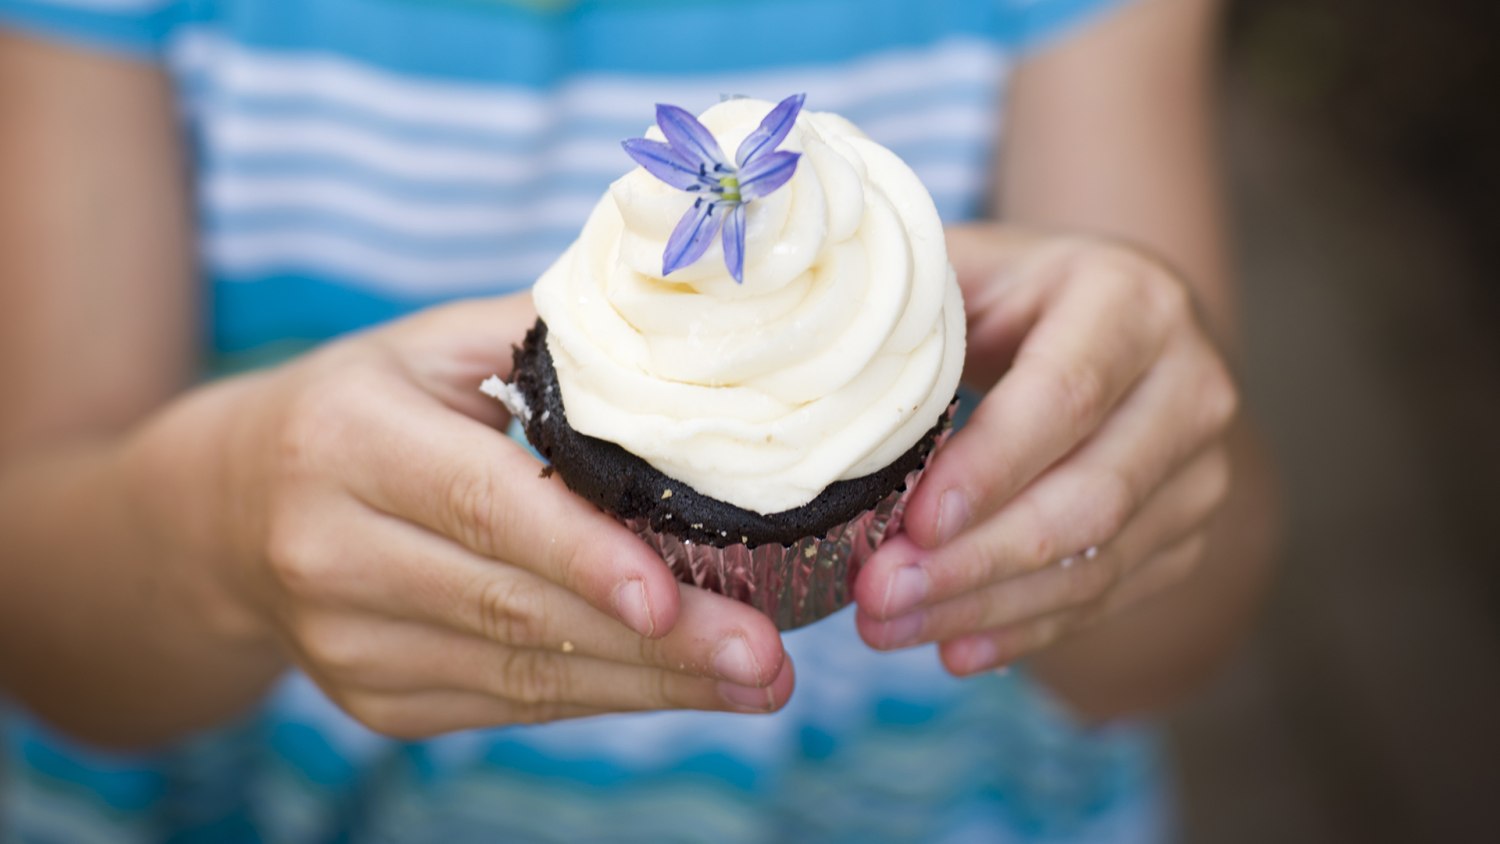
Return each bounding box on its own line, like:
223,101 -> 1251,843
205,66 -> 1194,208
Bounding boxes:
510,319 -> 949,548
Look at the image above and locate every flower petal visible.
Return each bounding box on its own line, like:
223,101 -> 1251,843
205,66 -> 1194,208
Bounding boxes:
722,202 -> 747,284
735,93 -> 806,167
737,150 -> 801,200
656,103 -> 729,171
662,199 -> 724,277
621,138 -> 714,191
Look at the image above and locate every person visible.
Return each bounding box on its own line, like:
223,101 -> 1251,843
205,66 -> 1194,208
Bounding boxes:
0,0 -> 1277,840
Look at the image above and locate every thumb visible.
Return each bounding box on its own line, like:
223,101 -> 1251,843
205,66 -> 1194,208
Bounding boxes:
943,223 -> 1051,297
943,224 -> 1054,389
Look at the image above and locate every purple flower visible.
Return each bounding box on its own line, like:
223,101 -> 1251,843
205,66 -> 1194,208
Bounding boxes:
621,93 -> 805,284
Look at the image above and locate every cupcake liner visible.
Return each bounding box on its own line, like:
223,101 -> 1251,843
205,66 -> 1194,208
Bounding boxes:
619,425 -> 952,631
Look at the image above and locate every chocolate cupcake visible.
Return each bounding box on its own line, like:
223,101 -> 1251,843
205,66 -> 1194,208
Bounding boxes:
484,95 -> 965,629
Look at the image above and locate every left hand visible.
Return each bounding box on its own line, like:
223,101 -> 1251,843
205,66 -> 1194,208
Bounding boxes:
854,224 -> 1239,675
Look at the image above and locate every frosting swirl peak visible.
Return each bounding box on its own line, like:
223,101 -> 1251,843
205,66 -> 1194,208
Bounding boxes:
532,98 -> 965,514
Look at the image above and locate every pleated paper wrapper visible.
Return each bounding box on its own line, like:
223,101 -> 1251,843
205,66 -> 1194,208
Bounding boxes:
621,426 -> 950,631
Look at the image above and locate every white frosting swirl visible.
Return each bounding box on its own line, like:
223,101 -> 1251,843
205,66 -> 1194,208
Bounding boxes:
532,99 -> 965,515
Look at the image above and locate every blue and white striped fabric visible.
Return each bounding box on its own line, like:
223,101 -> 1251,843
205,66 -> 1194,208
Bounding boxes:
0,1 -> 1171,842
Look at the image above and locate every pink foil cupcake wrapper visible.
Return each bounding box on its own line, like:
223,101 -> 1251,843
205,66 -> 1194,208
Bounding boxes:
620,425 -> 952,631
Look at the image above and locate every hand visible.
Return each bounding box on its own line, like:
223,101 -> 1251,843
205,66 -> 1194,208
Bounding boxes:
854,226 -> 1238,675
131,295 -> 791,739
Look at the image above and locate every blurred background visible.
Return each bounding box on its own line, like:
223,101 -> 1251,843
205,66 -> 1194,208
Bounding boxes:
1173,0 -> 1500,840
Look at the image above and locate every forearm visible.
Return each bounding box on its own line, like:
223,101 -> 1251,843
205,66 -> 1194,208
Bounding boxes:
0,381 -> 284,748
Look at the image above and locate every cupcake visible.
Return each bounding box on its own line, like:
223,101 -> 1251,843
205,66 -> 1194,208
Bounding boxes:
483,94 -> 965,629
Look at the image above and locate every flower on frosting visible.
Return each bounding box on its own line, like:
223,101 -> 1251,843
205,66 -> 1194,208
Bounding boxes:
621,93 -> 805,284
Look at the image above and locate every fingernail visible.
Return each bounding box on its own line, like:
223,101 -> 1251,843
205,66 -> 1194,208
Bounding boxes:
935,489 -> 971,545
712,635 -> 763,686
717,681 -> 773,711
882,565 -> 930,617
878,612 -> 925,649
611,579 -> 654,637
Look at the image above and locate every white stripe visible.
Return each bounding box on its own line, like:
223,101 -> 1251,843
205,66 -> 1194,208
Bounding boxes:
207,230 -> 557,295
169,29 -> 1006,137
203,102 -> 990,189
204,114 -> 625,185
863,104 -> 994,150
205,175 -> 598,236
910,162 -> 986,198
180,30 -> 1005,288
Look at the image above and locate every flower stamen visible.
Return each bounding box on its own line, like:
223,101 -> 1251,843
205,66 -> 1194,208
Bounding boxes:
619,93 -> 806,283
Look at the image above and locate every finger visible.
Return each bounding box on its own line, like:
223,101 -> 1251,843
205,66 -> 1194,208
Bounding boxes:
858,447 -> 1227,648
340,396 -> 680,639
1099,533 -> 1209,613
903,248 -> 1185,550
302,618 -> 796,714
293,507 -> 786,686
935,535 -> 1210,676
858,332 -> 1233,618
335,688 -> 609,739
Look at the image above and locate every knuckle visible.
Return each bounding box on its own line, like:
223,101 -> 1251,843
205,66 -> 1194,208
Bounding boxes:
496,649 -> 565,706
952,592 -> 997,639
547,540 -> 588,596
1176,536 -> 1210,577
473,577 -> 544,646
1012,495 -> 1060,572
1065,559 -> 1114,607
1088,469 -> 1135,546
1047,357 -> 1106,432
653,669 -> 683,709
445,466 -> 506,557
992,627 -> 1035,666
1200,362 -> 1241,433
636,634 -> 667,672
511,702 -> 568,726
264,518 -> 333,599
1034,615 -> 1070,650
1165,542 -> 1207,585
1202,447 -> 1234,514
299,618 -> 371,677
1146,274 -> 1192,327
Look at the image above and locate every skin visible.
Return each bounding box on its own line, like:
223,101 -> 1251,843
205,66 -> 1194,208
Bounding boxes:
855,0 -> 1279,720
0,0 -> 1274,746
0,34 -> 790,746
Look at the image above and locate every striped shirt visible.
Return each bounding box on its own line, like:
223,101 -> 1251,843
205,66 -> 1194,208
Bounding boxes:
0,1 -> 1171,842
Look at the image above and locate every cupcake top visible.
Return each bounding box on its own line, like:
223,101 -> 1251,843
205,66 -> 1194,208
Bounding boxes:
532,96 -> 965,515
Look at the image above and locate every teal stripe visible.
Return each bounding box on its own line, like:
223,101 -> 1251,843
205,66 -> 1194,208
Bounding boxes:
1003,0 -> 1132,51
268,722 -> 359,788
13,730 -> 166,813
187,0 -> 1012,85
212,274 -> 423,353
480,737 -> 637,787
211,273 -> 524,353
0,0 -> 179,57
571,0 -> 1008,75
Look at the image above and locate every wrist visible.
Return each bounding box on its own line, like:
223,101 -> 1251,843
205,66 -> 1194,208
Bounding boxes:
117,373 -> 282,651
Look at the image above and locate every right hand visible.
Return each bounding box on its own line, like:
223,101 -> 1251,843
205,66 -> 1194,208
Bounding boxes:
128,295 -> 792,738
